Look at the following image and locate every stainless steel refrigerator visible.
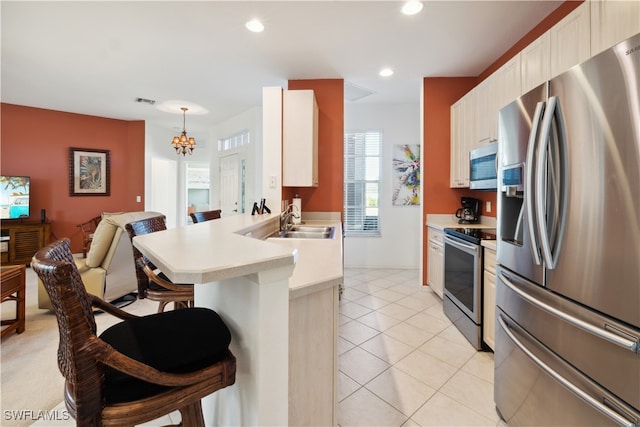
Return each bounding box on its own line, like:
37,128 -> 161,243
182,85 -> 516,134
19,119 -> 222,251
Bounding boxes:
495,32 -> 640,426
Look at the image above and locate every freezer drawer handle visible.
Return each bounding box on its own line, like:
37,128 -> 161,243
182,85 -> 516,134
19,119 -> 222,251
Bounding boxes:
498,315 -> 637,427
499,271 -> 639,353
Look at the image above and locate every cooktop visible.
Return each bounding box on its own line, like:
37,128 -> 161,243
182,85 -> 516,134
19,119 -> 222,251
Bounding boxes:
444,228 -> 496,244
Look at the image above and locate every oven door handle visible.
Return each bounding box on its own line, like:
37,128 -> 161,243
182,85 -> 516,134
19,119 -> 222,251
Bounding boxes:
444,235 -> 480,253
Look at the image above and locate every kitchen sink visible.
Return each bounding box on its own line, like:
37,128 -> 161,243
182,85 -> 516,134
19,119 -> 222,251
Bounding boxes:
289,225 -> 334,233
268,225 -> 336,239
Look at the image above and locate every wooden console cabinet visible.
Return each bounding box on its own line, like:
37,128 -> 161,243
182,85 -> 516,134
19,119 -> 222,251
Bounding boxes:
1,221 -> 51,265
1,264 -> 26,339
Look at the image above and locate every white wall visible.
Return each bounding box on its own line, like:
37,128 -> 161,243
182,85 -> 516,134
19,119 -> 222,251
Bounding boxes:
210,106 -> 263,216
344,103 -> 421,269
145,122 -> 213,227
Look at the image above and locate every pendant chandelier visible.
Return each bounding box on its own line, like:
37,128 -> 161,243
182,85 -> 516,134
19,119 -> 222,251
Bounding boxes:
171,107 -> 196,156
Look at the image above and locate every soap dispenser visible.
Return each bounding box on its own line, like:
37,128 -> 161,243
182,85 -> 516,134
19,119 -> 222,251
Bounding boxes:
292,195 -> 302,224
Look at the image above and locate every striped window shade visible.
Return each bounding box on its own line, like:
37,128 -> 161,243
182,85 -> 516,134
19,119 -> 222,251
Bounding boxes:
343,131 -> 381,236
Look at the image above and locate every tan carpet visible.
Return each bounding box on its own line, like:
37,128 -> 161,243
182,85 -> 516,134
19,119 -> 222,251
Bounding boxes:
1,266 -> 158,427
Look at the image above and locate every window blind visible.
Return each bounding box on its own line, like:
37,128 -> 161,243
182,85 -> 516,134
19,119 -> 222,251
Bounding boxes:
344,131 -> 381,236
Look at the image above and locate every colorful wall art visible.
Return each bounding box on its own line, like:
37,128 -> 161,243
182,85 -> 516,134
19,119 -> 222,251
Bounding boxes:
392,144 -> 420,206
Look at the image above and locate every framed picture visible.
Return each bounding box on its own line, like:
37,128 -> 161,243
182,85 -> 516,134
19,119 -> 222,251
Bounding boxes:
69,147 -> 110,196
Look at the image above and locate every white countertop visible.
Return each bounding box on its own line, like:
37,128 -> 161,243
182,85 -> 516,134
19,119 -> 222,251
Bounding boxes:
427,214 -> 497,249
132,213 -> 343,298
426,213 -> 496,231
267,219 -> 343,299
481,239 -> 497,251
132,213 -> 294,284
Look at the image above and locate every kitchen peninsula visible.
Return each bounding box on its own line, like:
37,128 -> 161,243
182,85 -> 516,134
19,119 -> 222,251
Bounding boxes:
132,212 -> 343,426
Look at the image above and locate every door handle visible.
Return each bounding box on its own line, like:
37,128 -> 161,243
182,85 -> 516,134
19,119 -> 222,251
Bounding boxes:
535,96 -> 568,270
498,315 -> 637,427
526,101 -> 545,266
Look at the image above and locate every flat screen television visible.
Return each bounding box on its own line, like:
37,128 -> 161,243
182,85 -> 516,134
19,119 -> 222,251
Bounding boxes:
0,176 -> 30,219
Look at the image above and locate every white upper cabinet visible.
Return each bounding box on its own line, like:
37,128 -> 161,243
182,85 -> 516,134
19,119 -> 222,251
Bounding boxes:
495,54 -> 522,113
521,32 -> 551,94
591,0 -> 640,55
283,90 -> 319,187
474,76 -> 498,148
450,92 -> 473,188
550,2 -> 591,78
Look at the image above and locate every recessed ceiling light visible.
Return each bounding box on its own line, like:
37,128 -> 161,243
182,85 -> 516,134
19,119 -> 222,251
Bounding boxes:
379,68 -> 394,77
246,19 -> 264,33
402,1 -> 423,15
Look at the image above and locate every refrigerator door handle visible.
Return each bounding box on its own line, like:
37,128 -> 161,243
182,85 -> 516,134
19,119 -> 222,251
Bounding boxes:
535,96 -> 569,270
497,314 -> 637,427
499,271 -> 639,353
525,101 -> 545,265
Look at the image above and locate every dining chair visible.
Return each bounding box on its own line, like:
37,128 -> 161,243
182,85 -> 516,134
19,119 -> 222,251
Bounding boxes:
76,215 -> 101,258
125,215 -> 194,312
31,238 -> 236,427
190,209 -> 222,223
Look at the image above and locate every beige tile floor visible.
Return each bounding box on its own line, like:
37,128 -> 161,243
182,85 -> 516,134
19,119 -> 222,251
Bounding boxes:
338,268 -> 504,427
36,267 -> 504,427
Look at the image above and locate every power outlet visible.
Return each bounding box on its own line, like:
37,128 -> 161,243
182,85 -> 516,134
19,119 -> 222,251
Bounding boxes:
269,175 -> 277,189
486,201 -> 491,213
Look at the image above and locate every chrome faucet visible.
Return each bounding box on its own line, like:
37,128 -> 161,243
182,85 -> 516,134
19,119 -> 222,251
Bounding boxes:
280,203 -> 300,232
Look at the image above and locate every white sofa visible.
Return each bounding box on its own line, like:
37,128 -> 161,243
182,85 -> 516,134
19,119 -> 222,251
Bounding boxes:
38,211 -> 163,310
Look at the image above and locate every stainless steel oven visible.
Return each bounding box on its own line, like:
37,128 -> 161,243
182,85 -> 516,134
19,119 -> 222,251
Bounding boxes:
443,228 -> 494,350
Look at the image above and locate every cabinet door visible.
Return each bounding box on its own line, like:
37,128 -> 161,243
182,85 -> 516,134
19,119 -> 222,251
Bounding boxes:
550,2 -> 591,78
591,0 -> 640,55
496,55 -> 522,113
450,101 -> 464,188
283,90 -> 319,187
427,228 -> 445,299
9,226 -> 45,264
428,242 -> 444,299
520,32 -> 550,94
483,268 -> 496,350
483,247 -> 496,350
474,79 -> 490,147
475,76 -> 499,148
450,93 -> 472,188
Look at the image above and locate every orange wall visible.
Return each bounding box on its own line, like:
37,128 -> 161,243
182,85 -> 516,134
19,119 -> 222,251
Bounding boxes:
423,77 -> 477,214
283,79 -> 344,215
1,103 -> 145,254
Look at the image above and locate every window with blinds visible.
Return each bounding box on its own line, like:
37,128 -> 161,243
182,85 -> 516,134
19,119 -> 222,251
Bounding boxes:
344,131 -> 381,236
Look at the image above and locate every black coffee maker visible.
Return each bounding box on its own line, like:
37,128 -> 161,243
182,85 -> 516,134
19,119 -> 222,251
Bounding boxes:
455,197 -> 480,224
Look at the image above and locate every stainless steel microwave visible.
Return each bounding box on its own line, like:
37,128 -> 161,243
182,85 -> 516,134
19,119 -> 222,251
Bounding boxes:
469,143 -> 498,190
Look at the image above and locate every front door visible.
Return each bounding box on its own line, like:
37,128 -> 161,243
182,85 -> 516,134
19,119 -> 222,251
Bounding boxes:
220,154 -> 240,216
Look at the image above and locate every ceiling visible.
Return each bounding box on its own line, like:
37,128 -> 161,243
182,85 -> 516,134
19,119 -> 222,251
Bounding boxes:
1,1 -> 563,137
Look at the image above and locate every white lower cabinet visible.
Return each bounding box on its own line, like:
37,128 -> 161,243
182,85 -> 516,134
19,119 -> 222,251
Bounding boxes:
483,246 -> 497,351
289,285 -> 338,425
427,228 -> 445,299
